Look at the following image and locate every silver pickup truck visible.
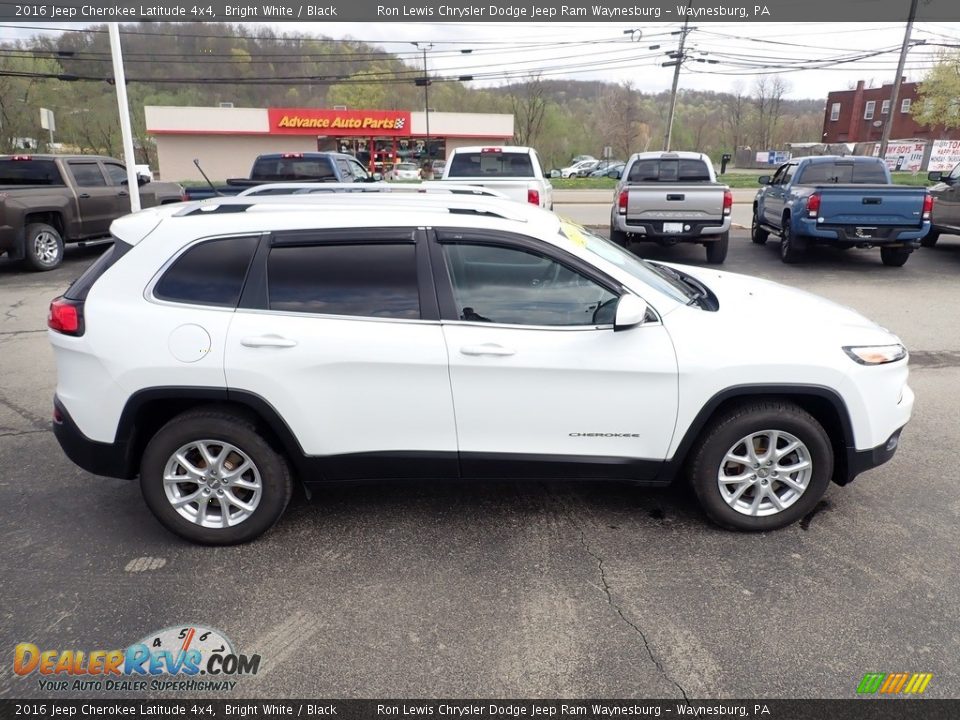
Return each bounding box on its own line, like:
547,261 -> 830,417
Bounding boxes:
610,151 -> 732,264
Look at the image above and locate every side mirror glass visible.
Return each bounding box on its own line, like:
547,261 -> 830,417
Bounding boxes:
614,294 -> 648,331
758,175 -> 771,185
927,171 -> 942,182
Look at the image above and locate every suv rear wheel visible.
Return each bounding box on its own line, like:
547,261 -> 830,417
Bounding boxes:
689,401 -> 833,531
140,408 -> 292,545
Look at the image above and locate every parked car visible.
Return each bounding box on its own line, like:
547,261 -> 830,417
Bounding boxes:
0,154 -> 184,270
752,156 -> 932,265
589,161 -> 625,178
559,159 -> 599,178
387,162 -> 421,181
611,151 -> 732,264
431,159 -> 447,175
49,193 -> 912,544
435,146 -> 553,209
574,161 -> 601,178
571,154 -> 596,164
182,152 -> 377,201
923,162 -> 960,247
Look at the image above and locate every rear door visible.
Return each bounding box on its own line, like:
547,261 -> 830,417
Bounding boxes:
65,160 -> 119,237
224,228 -> 457,480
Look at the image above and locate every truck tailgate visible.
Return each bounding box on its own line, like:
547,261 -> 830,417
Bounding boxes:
816,185 -> 926,226
433,179 -> 531,204
626,184 -> 725,221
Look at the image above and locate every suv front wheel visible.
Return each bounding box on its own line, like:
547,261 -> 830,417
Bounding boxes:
140,408 -> 292,545
689,401 -> 833,531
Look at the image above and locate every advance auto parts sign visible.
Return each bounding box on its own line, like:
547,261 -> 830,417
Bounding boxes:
268,108 -> 411,136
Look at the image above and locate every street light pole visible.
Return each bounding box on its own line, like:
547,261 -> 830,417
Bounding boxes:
411,42 -> 433,161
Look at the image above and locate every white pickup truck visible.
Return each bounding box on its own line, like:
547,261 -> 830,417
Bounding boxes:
435,146 -> 554,209
611,151 -> 732,264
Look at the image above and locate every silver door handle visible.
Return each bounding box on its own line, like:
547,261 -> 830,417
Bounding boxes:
460,343 -> 515,357
240,335 -> 298,348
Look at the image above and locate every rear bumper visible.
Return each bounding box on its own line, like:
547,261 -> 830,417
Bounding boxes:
52,395 -> 134,479
617,216 -> 731,239
797,218 -> 929,244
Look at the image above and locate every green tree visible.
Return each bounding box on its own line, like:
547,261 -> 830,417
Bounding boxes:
914,51 -> 960,130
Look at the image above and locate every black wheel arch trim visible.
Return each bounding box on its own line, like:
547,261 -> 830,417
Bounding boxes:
660,384 -> 857,485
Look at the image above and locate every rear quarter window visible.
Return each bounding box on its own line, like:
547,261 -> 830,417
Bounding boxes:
153,236 -> 259,307
0,159 -> 64,186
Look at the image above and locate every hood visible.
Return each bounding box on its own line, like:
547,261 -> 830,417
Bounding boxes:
665,264 -> 901,345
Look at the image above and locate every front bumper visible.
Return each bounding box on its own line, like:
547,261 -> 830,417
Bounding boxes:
840,427 -> 904,486
52,395 -> 134,479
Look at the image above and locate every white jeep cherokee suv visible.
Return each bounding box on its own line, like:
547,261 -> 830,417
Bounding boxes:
48,194 -> 913,544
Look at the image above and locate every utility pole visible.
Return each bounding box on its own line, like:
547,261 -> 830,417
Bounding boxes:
663,3 -> 692,151
108,23 -> 140,212
878,0 -> 919,159
411,42 -> 433,162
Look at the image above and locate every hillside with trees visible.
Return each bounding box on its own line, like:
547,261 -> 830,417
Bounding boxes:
1,22 -> 826,173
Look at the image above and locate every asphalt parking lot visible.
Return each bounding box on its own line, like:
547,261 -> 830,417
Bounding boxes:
1,227 -> 959,700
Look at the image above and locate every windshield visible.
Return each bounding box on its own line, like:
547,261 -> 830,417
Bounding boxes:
558,222 -> 694,304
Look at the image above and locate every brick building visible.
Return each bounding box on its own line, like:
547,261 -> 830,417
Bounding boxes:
821,79 -> 960,144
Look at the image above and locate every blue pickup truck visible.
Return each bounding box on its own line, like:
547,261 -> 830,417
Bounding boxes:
751,156 -> 932,266
183,152 -> 378,201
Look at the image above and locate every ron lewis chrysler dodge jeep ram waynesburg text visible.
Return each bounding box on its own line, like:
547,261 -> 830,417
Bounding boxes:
48,192 -> 913,544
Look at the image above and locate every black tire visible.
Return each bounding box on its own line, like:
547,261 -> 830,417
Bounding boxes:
880,247 -> 912,267
24,222 -> 64,271
688,401 -> 833,532
750,208 -> 769,245
140,408 -> 293,545
779,221 -> 805,264
705,231 -> 729,264
920,230 -> 940,248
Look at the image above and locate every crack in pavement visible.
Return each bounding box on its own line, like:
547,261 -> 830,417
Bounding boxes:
0,396 -> 51,432
569,515 -> 691,703
0,429 -> 48,438
909,350 -> 960,369
3,299 -> 24,322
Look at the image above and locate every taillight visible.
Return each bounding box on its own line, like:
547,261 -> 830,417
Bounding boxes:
618,190 -> 628,215
527,188 -> 540,206
922,193 -> 933,220
48,297 -> 84,336
807,192 -> 821,218
722,189 -> 733,216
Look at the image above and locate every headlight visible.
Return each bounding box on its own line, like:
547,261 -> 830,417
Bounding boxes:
843,344 -> 907,365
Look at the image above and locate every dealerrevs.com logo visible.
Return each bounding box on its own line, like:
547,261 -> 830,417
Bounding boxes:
14,624 -> 260,693
856,672 -> 933,695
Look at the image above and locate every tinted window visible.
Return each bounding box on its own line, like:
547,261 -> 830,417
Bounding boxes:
268,243 -> 420,319
154,236 -> 258,307
250,156 -> 335,181
628,158 -> 712,183
68,162 -> 108,187
103,163 -> 128,185
442,243 -> 617,326
0,159 -> 64,186
796,161 -> 888,184
447,152 -> 534,178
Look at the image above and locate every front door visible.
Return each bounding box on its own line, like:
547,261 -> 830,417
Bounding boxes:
224,228 -> 458,481
432,229 -> 678,480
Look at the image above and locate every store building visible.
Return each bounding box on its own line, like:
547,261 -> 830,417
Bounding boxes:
145,106 -> 514,182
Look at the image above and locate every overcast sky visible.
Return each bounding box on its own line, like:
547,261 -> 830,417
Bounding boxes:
1,20 -> 958,100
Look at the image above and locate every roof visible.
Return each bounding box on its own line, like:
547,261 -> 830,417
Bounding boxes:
0,154 -> 118,162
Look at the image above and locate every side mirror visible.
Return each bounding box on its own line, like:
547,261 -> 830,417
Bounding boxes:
758,175 -> 771,185
372,172 -> 383,182
927,171 -> 942,182
609,169 -> 621,179
614,295 -> 648,331
137,174 -> 150,186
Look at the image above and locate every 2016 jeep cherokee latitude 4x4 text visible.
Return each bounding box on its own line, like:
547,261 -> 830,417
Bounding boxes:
48,193 -> 913,544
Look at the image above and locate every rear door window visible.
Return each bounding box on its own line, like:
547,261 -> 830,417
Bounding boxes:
67,161 -> 108,187
267,243 -> 420,319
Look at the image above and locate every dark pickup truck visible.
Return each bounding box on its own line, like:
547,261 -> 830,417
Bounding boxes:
182,152 -> 378,200
752,155 -> 932,266
924,162 -> 960,247
0,154 -> 184,270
